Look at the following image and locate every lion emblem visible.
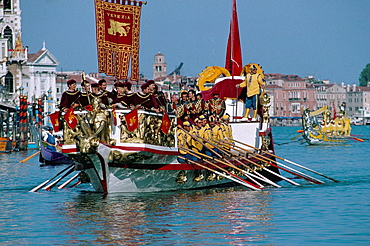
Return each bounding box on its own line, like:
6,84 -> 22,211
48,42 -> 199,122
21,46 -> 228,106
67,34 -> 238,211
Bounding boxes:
107,19 -> 130,36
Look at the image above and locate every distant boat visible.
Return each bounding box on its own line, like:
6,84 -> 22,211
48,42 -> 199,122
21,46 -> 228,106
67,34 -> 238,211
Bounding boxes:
0,137 -> 13,153
301,104 -> 351,145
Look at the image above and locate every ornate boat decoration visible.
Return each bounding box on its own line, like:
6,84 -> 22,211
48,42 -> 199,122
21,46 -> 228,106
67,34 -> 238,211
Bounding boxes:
30,0 -> 341,194
301,103 -> 351,145
60,96 -> 279,192
55,0 -> 282,193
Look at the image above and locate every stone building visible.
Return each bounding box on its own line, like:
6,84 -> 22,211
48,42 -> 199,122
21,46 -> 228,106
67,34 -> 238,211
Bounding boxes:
266,73 -> 316,118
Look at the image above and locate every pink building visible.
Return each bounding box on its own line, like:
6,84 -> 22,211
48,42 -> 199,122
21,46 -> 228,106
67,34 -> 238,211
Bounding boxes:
266,74 -> 316,117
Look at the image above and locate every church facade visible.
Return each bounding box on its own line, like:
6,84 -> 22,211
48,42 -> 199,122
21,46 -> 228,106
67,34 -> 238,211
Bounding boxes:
0,0 -> 59,112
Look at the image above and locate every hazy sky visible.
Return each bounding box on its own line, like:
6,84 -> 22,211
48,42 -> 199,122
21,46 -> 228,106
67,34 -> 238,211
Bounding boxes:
21,0 -> 369,84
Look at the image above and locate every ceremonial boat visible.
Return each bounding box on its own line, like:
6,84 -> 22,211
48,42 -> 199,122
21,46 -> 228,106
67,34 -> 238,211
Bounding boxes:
301,103 -> 352,145
58,0 -> 282,193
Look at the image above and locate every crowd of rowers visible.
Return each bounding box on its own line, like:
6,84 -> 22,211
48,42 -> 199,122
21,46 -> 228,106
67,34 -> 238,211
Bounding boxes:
59,78 -> 233,161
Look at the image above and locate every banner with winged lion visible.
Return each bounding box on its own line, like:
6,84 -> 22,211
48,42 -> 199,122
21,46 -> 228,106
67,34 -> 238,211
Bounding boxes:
95,0 -> 144,81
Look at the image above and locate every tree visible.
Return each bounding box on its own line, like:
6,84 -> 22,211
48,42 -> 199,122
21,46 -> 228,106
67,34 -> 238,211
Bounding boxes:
359,63 -> 370,86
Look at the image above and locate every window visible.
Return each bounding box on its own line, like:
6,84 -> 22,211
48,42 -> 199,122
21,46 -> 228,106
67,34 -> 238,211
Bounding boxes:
3,26 -> 13,50
5,72 -> 14,93
4,0 -> 11,9
292,103 -> 301,113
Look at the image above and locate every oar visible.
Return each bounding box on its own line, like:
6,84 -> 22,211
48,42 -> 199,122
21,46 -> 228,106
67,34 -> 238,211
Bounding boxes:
183,132 -> 263,188
348,137 -> 364,142
225,144 -> 300,186
196,136 -> 281,188
180,147 -> 261,189
192,134 -> 299,186
43,166 -> 75,191
178,155 -> 260,191
70,180 -> 81,188
29,164 -> 74,192
20,151 -> 41,163
276,162 -> 324,184
229,142 -> 324,184
230,138 -> 340,183
229,141 -> 323,184
58,172 -> 80,189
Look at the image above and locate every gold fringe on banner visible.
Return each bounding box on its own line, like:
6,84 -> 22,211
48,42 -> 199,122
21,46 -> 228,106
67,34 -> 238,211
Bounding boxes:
95,0 -> 144,81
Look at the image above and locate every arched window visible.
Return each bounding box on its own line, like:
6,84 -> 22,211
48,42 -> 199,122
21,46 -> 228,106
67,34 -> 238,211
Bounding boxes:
3,0 -> 11,10
5,72 -> 14,93
3,26 -> 13,50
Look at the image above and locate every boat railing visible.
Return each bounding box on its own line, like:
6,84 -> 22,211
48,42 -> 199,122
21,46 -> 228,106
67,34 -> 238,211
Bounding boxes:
62,108 -> 176,154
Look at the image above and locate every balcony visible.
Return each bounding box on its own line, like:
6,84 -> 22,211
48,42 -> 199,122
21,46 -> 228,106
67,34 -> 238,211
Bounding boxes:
288,98 -> 300,101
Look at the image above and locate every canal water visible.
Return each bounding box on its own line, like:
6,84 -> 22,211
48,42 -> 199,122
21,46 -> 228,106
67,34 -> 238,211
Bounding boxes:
0,126 -> 369,245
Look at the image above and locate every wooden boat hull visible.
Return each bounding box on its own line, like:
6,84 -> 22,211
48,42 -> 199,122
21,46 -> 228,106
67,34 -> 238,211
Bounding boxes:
0,137 -> 13,153
302,131 -> 349,145
64,117 -> 280,193
41,145 -> 74,165
69,143 -> 280,193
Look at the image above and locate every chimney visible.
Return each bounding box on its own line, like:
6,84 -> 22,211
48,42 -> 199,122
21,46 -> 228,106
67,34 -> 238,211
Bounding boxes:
352,84 -> 356,92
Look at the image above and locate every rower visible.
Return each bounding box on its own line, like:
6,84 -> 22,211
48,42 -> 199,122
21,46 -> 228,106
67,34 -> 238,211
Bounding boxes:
198,115 -> 214,157
177,121 -> 198,163
42,126 -> 56,152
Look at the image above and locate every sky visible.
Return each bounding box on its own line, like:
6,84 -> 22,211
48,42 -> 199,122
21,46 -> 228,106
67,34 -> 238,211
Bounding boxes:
21,0 -> 370,85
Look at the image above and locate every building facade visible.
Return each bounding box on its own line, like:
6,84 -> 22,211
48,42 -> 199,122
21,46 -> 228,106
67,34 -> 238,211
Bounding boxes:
152,52 -> 167,79
0,0 -> 59,111
266,73 -> 316,118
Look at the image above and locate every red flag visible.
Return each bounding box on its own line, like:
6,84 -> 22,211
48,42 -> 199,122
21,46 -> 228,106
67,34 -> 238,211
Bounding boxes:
332,101 -> 337,119
125,108 -> 139,132
225,0 -> 243,76
95,0 -> 144,80
84,105 -> 93,111
64,108 -> 78,130
49,111 -> 61,132
112,107 -> 117,126
161,112 -> 171,135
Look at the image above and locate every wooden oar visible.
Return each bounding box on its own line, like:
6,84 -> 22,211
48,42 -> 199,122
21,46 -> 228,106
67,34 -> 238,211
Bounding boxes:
211,140 -> 281,188
348,137 -> 364,142
70,180 -> 81,188
20,151 -> 40,163
178,155 -> 260,191
43,166 -> 75,191
183,132 -> 263,188
191,134 -> 296,186
58,172 -> 80,189
230,138 -> 340,183
196,136 -> 281,188
29,164 -> 74,192
224,144 -> 300,186
229,141 -> 324,184
228,142 -> 324,184
180,147 -> 261,190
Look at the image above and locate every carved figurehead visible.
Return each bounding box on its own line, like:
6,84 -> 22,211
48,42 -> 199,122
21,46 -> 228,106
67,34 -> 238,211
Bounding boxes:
88,97 -> 115,145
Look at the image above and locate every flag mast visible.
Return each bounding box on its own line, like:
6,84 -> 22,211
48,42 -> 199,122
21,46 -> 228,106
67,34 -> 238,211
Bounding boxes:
225,0 -> 243,77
